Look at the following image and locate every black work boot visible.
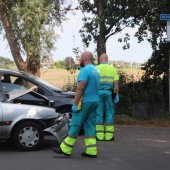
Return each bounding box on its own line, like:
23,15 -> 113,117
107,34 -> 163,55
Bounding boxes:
81,152 -> 97,158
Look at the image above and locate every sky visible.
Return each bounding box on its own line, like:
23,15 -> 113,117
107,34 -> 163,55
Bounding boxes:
0,3 -> 154,64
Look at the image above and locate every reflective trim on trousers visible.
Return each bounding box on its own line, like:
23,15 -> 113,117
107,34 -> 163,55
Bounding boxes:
105,125 -> 114,140
96,124 -> 104,140
85,138 -> 97,156
60,136 -> 76,155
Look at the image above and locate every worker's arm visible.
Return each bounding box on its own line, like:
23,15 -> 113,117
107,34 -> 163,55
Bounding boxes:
74,81 -> 87,105
112,68 -> 119,95
114,80 -> 119,94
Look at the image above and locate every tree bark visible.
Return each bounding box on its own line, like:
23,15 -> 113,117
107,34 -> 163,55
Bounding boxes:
0,1 -> 26,71
26,54 -> 40,77
0,1 -> 41,77
96,0 -> 106,64
25,34 -> 41,77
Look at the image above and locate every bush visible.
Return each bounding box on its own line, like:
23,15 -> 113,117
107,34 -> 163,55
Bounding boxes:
115,71 -> 169,120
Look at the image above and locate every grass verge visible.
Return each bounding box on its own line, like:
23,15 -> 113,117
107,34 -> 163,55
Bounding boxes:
115,114 -> 170,127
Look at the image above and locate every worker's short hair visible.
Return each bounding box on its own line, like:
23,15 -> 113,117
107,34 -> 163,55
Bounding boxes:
83,51 -> 93,62
85,56 -> 93,62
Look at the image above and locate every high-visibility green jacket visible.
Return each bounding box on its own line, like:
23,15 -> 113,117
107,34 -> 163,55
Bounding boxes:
97,62 -> 119,90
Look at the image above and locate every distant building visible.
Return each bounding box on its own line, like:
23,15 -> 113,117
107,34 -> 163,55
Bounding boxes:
41,56 -> 54,68
109,60 -> 141,68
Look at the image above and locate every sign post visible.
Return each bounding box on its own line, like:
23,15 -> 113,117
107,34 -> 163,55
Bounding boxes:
167,20 -> 170,42
160,14 -> 170,112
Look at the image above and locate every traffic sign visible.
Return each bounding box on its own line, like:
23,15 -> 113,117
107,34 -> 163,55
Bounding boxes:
160,14 -> 170,20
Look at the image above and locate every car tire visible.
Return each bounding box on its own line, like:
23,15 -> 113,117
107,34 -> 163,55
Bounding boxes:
12,122 -> 44,151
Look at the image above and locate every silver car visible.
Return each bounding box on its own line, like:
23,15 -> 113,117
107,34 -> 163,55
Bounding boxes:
0,89 -> 69,151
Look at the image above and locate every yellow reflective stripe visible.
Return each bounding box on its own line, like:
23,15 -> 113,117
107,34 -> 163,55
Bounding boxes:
60,136 -> 76,155
60,142 -> 72,154
96,124 -> 104,131
86,147 -> 97,155
105,125 -> 114,132
96,125 -> 104,140
105,125 -> 114,140
105,133 -> 114,140
63,141 -> 74,148
97,63 -> 119,81
96,134 -> 104,140
65,136 -> 76,145
85,138 -> 96,145
85,138 -> 97,155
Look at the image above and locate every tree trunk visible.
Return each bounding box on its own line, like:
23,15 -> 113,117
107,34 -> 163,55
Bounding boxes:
0,1 -> 41,77
0,1 -> 26,71
96,0 -> 106,64
26,52 -> 41,77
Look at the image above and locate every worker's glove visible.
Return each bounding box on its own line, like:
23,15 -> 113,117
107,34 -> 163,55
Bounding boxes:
71,103 -> 78,113
114,95 -> 119,104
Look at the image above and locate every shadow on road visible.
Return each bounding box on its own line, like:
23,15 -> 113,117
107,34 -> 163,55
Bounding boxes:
0,137 -> 58,152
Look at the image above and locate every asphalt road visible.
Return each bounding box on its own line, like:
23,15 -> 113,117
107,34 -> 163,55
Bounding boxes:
0,125 -> 170,170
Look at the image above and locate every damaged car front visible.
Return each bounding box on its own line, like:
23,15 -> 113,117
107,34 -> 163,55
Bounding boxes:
0,89 -> 69,151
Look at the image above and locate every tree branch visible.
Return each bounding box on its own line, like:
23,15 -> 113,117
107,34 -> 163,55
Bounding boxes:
0,2 -> 26,70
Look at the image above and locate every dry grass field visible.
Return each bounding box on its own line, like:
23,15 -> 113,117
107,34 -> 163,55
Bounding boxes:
40,68 -> 79,89
40,68 -> 143,89
118,68 -> 144,81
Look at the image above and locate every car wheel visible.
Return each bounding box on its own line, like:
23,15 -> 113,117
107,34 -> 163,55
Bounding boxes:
13,122 -> 44,151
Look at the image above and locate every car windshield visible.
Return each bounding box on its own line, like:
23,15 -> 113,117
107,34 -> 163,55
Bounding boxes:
27,74 -> 63,92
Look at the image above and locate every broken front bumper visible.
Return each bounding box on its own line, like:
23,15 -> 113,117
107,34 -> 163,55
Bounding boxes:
44,115 -> 69,144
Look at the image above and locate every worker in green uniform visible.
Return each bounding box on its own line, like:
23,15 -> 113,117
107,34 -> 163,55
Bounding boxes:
52,51 -> 100,158
96,53 -> 119,141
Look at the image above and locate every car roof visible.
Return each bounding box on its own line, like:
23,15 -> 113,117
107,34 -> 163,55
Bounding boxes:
0,69 -> 36,81
0,69 -> 27,76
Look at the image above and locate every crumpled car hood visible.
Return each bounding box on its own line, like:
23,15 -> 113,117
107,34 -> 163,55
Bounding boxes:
5,87 -> 47,102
